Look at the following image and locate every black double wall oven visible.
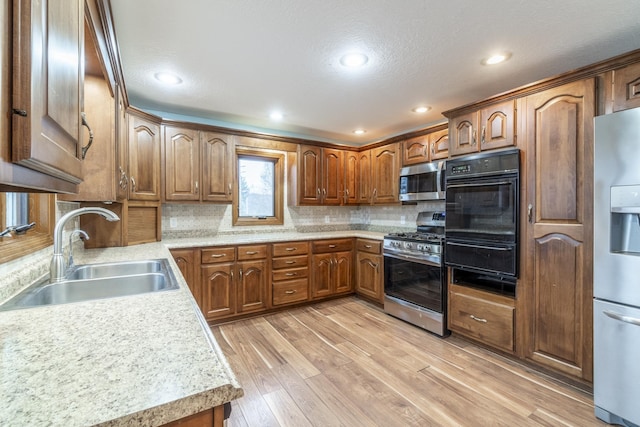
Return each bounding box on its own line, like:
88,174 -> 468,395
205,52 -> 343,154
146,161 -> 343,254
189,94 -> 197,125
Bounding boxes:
445,149 -> 520,296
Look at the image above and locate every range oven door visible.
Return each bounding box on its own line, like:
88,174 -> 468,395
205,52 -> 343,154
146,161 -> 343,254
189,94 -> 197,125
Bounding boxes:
445,174 -> 518,243
383,253 -> 444,314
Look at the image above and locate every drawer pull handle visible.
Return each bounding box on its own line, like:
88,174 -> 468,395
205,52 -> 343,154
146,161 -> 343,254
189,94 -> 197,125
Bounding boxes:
285,290 -> 297,295
329,244 -> 337,248
285,272 -> 297,276
210,254 -> 226,258
364,244 -> 372,248
245,251 -> 258,255
285,261 -> 296,265
470,315 -> 487,323
285,247 -> 297,251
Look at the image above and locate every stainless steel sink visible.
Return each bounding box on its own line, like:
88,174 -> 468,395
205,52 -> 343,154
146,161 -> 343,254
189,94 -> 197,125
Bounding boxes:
0,259 -> 179,311
66,259 -> 164,280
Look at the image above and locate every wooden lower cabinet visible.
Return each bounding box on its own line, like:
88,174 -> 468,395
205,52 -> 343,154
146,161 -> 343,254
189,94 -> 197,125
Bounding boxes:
161,405 -> 226,427
200,244 -> 269,321
271,241 -> 310,307
448,284 -> 515,353
311,239 -> 354,299
170,248 -> 199,307
355,238 -> 383,303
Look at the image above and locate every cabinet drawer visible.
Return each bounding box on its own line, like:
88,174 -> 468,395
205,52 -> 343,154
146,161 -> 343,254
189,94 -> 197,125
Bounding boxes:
449,286 -> 515,352
272,241 -> 309,257
273,267 -> 308,282
312,238 -> 353,253
273,279 -> 309,306
272,255 -> 308,270
201,247 -> 235,264
237,244 -> 268,260
356,239 -> 381,254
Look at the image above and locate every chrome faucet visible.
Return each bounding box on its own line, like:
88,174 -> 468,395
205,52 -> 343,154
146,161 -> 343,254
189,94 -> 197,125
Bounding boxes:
67,229 -> 89,272
50,207 -> 120,282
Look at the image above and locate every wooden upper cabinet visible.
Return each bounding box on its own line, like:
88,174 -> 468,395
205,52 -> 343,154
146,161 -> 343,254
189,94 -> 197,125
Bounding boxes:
430,129 -> 449,160
201,132 -> 234,202
521,78 -> 595,382
11,0 -> 84,185
344,150 -> 359,205
613,61 -> 640,112
357,150 -> 372,204
322,148 -> 343,205
164,126 -> 199,201
402,135 -> 430,165
371,143 -> 400,204
298,145 -> 322,205
401,128 -> 449,166
449,100 -> 515,157
128,111 -> 161,201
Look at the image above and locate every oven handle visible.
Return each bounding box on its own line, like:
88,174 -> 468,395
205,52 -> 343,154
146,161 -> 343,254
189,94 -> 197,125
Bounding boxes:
446,180 -> 514,189
383,252 -> 441,267
446,241 -> 511,251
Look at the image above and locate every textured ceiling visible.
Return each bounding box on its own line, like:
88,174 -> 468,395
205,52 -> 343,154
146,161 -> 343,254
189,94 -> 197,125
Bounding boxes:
110,0 -> 640,145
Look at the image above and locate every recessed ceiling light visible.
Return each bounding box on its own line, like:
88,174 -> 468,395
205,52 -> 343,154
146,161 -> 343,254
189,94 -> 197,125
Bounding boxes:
269,111 -> 284,121
154,72 -> 183,85
482,52 -> 511,65
340,52 -> 369,68
353,129 -> 366,135
412,106 -> 431,114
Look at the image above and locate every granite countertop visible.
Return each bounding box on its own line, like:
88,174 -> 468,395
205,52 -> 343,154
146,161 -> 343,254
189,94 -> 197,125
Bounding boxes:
0,243 -> 242,427
0,230 -> 384,426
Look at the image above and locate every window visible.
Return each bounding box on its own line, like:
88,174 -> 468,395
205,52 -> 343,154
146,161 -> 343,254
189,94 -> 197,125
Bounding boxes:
233,148 -> 284,226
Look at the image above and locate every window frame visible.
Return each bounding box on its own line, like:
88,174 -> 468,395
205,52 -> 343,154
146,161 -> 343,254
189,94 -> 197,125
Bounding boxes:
233,148 -> 284,226
0,193 -> 55,263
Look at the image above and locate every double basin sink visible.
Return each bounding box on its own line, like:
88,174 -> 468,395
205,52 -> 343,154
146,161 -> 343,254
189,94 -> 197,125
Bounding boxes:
0,259 -> 179,311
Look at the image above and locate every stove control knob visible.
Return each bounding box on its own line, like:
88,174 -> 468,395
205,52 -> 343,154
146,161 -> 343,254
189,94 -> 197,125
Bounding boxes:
416,244 -> 424,251
404,242 -> 413,249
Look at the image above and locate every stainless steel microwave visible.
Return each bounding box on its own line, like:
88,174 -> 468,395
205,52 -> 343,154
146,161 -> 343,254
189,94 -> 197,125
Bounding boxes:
399,160 -> 446,201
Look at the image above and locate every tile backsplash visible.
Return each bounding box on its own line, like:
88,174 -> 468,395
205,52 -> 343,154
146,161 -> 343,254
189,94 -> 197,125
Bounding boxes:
161,201 -> 445,238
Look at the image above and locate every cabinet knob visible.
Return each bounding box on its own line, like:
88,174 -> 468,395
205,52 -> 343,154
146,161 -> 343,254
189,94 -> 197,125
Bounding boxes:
528,204 -> 533,223
195,181 -> 199,194
245,251 -> 258,255
285,272 -> 297,277
228,183 -> 232,195
284,290 -> 297,295
472,129 -> 477,146
80,112 -> 94,160
12,108 -> 27,117
364,244 -> 372,248
131,176 -> 136,191
210,254 -> 226,258
285,260 -> 296,265
329,244 -> 336,248
285,247 -> 297,252
481,126 -> 486,145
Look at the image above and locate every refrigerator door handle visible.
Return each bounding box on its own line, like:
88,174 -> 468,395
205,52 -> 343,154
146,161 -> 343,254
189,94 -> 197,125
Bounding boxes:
603,310 -> 640,327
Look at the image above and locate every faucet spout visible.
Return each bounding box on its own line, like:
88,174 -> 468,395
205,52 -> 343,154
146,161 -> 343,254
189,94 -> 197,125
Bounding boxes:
50,207 -> 120,282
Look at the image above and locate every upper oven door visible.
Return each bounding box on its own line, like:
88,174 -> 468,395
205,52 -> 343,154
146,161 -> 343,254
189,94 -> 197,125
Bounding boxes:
445,174 -> 518,242
399,161 -> 445,201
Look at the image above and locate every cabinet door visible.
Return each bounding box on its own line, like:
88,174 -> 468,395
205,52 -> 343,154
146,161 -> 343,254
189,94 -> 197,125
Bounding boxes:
356,252 -> 382,302
402,135 -> 430,166
429,129 -> 449,161
449,111 -> 477,156
334,251 -> 353,294
237,259 -> 268,314
201,132 -> 233,202
479,100 -> 515,151
357,150 -> 372,204
164,126 -> 199,201
371,144 -> 400,204
298,145 -> 322,205
128,113 -> 160,201
311,253 -> 333,298
522,79 -> 595,381
613,62 -> 640,112
322,148 -> 343,205
12,0 -> 84,185
171,249 -> 199,307
344,150 -> 359,205
201,263 -> 235,320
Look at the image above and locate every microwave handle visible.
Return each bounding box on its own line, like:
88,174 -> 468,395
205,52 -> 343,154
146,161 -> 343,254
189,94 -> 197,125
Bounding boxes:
437,161 -> 445,194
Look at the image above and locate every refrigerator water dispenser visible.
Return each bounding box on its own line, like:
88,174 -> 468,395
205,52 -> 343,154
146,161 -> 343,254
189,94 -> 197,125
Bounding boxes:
610,185 -> 640,254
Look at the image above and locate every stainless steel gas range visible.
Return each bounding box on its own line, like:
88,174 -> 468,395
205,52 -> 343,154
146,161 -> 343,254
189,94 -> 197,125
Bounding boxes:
383,211 -> 448,337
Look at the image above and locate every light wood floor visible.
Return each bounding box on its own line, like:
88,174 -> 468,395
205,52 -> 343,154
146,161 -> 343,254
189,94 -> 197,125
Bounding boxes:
211,297 -> 605,427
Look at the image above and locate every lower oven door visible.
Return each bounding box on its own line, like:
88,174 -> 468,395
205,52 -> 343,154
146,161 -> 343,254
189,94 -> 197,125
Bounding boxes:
383,253 -> 444,313
445,239 -> 517,277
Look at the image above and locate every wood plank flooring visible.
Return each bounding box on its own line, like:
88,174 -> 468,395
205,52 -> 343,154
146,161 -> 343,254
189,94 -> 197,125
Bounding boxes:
211,297 -> 605,427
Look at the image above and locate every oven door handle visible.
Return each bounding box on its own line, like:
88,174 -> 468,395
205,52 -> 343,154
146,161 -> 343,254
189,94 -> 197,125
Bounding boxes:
446,241 -> 511,251
445,180 -> 514,189
383,252 -> 441,267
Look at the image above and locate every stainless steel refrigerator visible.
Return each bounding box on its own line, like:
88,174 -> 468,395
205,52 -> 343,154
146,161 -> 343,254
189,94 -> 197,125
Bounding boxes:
594,106 -> 640,427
